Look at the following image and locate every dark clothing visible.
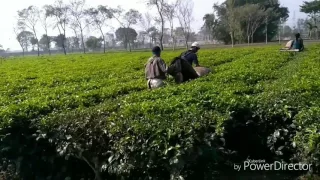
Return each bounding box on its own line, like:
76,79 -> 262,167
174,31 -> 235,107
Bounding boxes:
145,56 -> 167,80
291,38 -> 304,51
181,50 -> 199,66
167,57 -> 199,83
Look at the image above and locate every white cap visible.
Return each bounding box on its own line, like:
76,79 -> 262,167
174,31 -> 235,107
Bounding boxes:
191,42 -> 200,48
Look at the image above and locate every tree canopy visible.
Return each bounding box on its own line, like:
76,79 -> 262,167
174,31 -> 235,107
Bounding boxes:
205,0 -> 289,44
115,27 -> 138,49
85,36 -> 102,50
300,0 -> 320,14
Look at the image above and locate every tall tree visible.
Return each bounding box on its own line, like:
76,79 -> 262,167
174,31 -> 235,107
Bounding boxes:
138,31 -> 148,46
115,27 -> 138,49
69,22 -> 80,50
69,0 -> 92,53
297,18 -> 307,34
30,37 -> 38,51
39,34 -> 53,51
225,0 -> 240,47
147,0 -> 166,50
211,0 -> 288,44
163,1 -> 179,50
112,8 -> 142,52
147,26 -> 159,44
66,36 -> 80,52
40,6 -> 53,55
46,0 -> 70,55
239,4 -> 269,44
14,27 -> 33,56
202,13 -> 218,42
85,36 -> 103,50
105,33 -> 116,48
264,8 -> 278,44
176,0 -> 194,49
300,0 -> 320,39
140,13 -> 154,48
306,20 -> 316,39
53,34 -> 66,50
17,6 -> 40,56
86,6 -> 113,53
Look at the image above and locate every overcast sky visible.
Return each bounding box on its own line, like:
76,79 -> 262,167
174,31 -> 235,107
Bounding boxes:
0,0 -> 308,50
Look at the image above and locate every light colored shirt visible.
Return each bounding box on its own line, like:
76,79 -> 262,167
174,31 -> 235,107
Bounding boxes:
145,56 -> 167,80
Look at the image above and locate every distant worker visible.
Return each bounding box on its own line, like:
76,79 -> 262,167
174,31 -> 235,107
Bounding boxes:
290,33 -> 304,51
145,46 -> 167,89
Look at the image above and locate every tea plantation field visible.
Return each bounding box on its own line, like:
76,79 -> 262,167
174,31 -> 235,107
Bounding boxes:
1,44 -> 320,179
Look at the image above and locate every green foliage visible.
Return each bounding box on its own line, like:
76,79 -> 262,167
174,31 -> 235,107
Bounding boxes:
86,36 -> 103,50
115,27 -> 138,49
1,45 -> 320,179
211,0 -> 289,44
300,0 -> 320,14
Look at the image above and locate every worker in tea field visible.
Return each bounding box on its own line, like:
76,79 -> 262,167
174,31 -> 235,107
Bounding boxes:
290,33 -> 304,51
282,33 -> 305,51
145,46 -> 168,89
167,42 -> 200,83
181,42 -> 201,67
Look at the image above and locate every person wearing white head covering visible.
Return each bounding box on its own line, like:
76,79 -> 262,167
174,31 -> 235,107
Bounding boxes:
166,42 -> 201,83
180,42 -> 201,67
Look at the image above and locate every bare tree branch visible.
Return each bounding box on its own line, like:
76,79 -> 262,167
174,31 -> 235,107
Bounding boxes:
176,0 -> 194,49
17,6 -> 41,56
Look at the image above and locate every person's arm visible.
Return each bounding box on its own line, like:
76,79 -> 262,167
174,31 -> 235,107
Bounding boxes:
193,54 -> 200,67
158,58 -> 168,73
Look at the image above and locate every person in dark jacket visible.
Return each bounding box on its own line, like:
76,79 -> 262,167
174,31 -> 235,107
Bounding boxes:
180,42 -> 201,67
290,33 -> 304,51
174,42 -> 201,82
145,46 -> 167,89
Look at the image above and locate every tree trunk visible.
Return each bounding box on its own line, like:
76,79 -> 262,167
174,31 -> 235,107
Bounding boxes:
56,24 -> 66,54
62,27 -> 67,55
172,37 -> 176,51
231,32 -> 234,48
46,34 -> 51,55
37,43 -> 40,56
81,156 -> 102,180
98,26 -> 106,53
279,31 -> 281,44
248,36 -> 250,45
265,24 -> 268,44
32,28 -> 40,56
80,29 -> 86,54
160,28 -> 164,50
156,2 -> 164,50
185,40 -> 188,49
103,38 -> 106,53
129,41 -> 132,52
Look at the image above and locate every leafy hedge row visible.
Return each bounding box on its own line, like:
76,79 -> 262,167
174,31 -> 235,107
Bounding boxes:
1,45 -> 320,179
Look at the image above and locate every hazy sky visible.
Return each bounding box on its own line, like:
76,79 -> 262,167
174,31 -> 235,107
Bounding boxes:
0,0 -> 307,50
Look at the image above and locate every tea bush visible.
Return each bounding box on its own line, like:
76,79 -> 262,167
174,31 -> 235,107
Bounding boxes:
1,45 -> 320,179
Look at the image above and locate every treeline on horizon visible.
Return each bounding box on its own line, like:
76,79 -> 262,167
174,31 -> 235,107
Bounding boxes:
0,0 -> 319,55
